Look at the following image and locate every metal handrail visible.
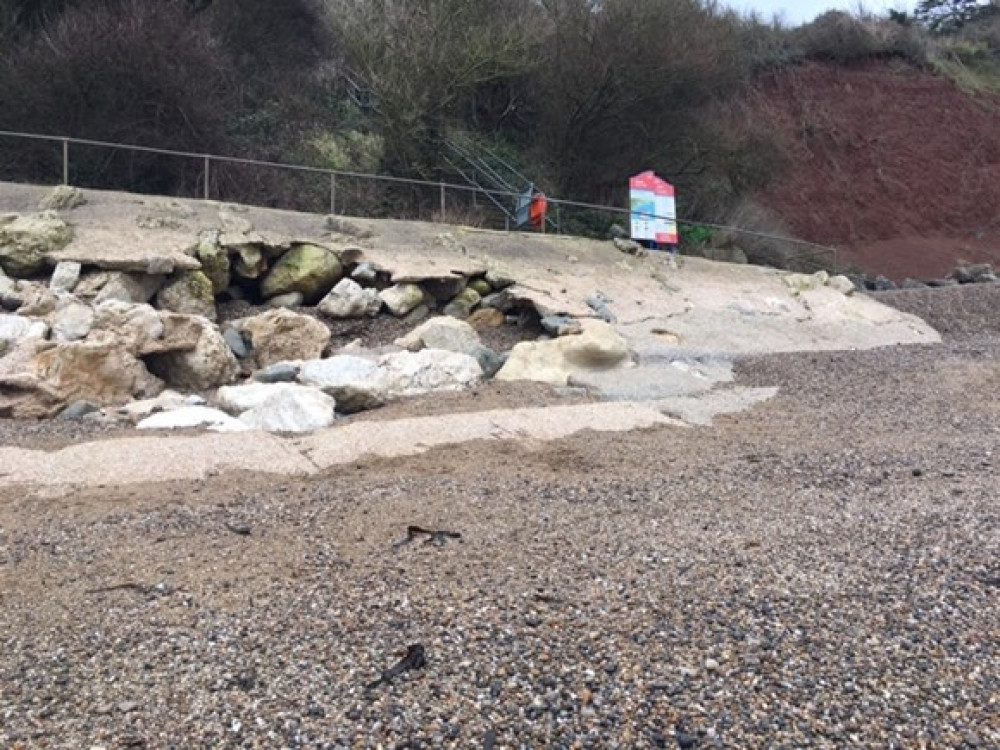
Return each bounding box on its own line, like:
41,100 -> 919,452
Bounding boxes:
0,128 -> 837,271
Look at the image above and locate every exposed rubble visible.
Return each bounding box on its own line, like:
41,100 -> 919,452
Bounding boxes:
0,183 -> 941,432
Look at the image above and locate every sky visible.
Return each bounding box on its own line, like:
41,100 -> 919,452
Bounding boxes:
727,0 -> 918,25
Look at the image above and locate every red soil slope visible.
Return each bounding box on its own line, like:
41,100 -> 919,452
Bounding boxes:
745,62 -> 1000,280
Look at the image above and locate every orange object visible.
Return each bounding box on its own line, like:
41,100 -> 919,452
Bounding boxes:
529,193 -> 548,229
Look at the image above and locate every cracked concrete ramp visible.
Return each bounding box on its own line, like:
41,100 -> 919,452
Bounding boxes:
0,402 -> 680,493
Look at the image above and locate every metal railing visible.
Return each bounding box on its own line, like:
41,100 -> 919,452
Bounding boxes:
0,129 -> 837,272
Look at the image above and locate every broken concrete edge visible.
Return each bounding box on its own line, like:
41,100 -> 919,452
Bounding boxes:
0,401 -> 688,493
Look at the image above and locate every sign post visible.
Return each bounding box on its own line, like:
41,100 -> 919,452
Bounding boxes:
629,171 -> 677,248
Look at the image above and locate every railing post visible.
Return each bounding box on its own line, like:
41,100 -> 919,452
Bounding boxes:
555,203 -> 561,234
330,173 -> 336,215
203,155 -> 210,201
61,139 -> 69,186
439,182 -> 446,222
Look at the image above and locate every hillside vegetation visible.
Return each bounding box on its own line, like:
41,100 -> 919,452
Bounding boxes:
2,0 -> 1000,267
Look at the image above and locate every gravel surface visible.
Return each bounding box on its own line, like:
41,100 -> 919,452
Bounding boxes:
1,286 -> 998,748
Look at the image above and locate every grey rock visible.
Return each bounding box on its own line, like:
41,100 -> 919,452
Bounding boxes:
613,237 -> 644,255
318,277 -> 381,318
49,261 -> 82,292
266,291 -> 305,308
253,362 -> 300,383
57,400 -> 100,420
379,349 -> 483,396
484,269 -> 516,289
0,313 -> 48,344
379,283 -> 424,317
926,277 -> 959,288
92,272 -> 166,305
541,315 -> 583,337
298,356 -> 389,413
351,262 -> 378,283
38,185 -> 86,211
236,385 -> 337,433
586,291 -> 617,323
421,276 -> 467,301
481,290 -> 514,312
901,278 -> 928,289
155,270 -> 217,321
52,300 -> 95,342
443,287 -> 481,319
872,275 -> 897,292
223,327 -> 252,359
403,304 -> 431,324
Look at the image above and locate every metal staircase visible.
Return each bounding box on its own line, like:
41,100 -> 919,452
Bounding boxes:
442,136 -> 558,232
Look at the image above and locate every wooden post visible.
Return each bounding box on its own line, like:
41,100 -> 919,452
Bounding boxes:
61,139 -> 69,186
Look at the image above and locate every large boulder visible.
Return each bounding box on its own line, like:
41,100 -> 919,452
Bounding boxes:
237,385 -> 337,433
155,270 -> 217,320
260,243 -> 343,302
394,315 -> 501,375
379,283 -> 424,316
0,342 -> 65,418
34,332 -> 164,406
318,278 -> 381,318
195,232 -> 230,294
144,317 -> 238,391
0,211 -> 72,277
396,316 -> 480,353
297,355 -> 389,413
379,349 -> 483,397
216,381 -> 303,413
496,321 -> 630,386
233,308 -> 331,368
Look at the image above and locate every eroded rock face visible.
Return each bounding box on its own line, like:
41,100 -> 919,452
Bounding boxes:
144,317 -> 238,391
496,320 -> 630,386
260,243 -> 343,302
233,308 -> 331,368
0,211 -> 73,277
34,332 -> 164,406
